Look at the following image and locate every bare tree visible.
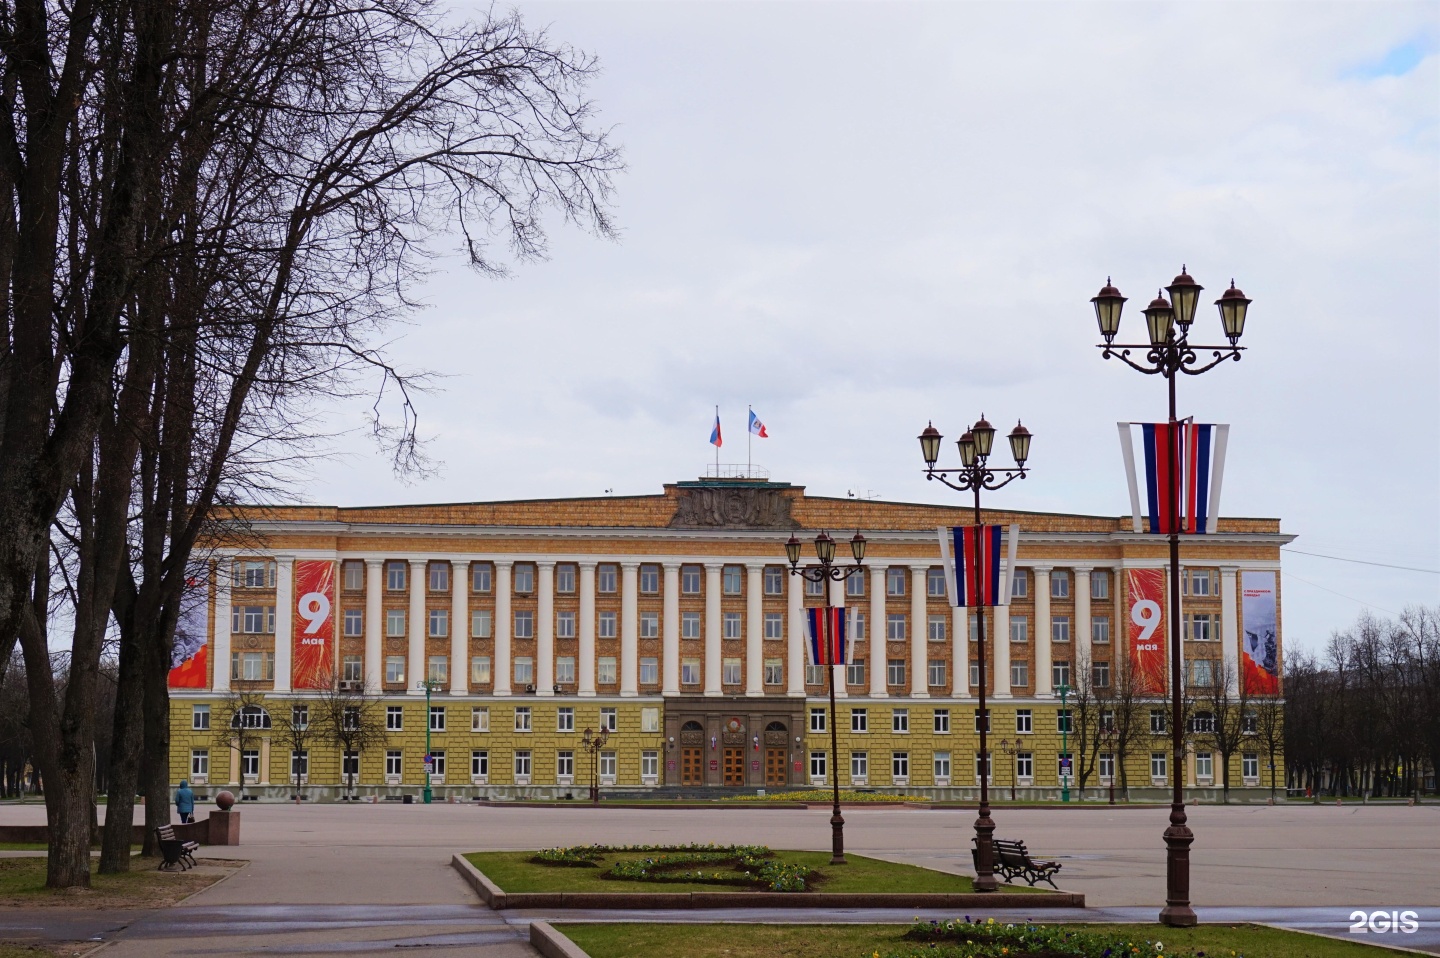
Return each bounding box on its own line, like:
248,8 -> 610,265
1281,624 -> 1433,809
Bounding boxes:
211,690 -> 272,799
1252,691 -> 1284,801
274,701 -> 316,801
1107,655 -> 1148,801
1069,648 -> 1100,801
313,680 -> 385,801
1202,661 -> 1248,803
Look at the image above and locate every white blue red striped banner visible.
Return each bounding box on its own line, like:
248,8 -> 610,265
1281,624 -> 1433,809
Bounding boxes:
938,524 -> 1018,608
1119,422 -> 1229,534
805,606 -> 848,667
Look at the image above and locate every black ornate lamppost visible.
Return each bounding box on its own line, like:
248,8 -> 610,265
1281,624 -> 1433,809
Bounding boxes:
1090,267 -> 1251,927
581,726 -> 610,806
918,415 -> 1032,892
784,529 -> 866,865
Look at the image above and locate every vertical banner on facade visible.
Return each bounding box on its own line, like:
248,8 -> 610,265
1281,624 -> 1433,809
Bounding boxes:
1126,568 -> 1167,695
1241,570 -> 1280,695
167,572 -> 209,689
292,560 -> 336,689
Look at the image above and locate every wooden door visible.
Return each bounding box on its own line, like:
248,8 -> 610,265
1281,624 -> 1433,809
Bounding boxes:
722,747 -> 745,786
765,748 -> 787,786
681,748 -> 703,785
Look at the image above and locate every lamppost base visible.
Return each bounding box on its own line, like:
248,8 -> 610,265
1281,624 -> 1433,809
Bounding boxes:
973,809 -> 999,892
830,810 -> 846,865
422,787 -> 432,805
1160,819 -> 1196,926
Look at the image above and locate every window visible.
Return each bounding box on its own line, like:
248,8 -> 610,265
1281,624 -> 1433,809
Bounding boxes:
597,564 -> 617,593
808,713 -> 826,746
1057,709 -> 1073,733
846,660 -> 865,686
1009,615 -> 1028,643
681,658 -> 700,685
470,656 -> 491,685
934,751 -> 951,781
927,567 -> 947,597
805,664 -> 825,685
514,751 -> 532,779
557,611 -> 576,639
556,751 -> 575,780
514,707 -> 532,732
1051,571 -> 1070,598
233,606 -> 276,634
599,612 -> 617,639
974,709 -> 991,732
1151,752 -> 1167,781
846,569 -> 865,597
723,612 -> 742,639
928,659 -> 947,687
1010,662 -> 1028,687
642,751 -> 660,779
636,612 -> 659,639
886,614 -> 906,642
471,610 -> 492,638
1015,709 -> 1032,733
342,655 -> 362,683
599,751 -> 617,779
291,705 -> 309,729
1184,613 -> 1216,642
192,704 -> 210,730
1011,568 -> 1029,598
1016,752 -> 1034,780
598,657 -> 617,685
513,610 -> 534,639
428,751 -> 445,779
892,709 -> 909,733
386,706 -> 404,730
641,707 -> 660,732
764,658 -> 783,685
722,565 -> 743,595
1092,570 -> 1110,599
1243,753 -> 1259,779
241,749 -> 260,779
805,574 -> 823,597
848,609 -> 866,641
1150,709 -> 1167,734
764,612 -> 784,640
556,564 -> 576,594
1053,660 -> 1071,689
1100,709 -> 1116,732
1185,569 -> 1212,596
927,614 -> 947,642
386,561 -> 407,591
975,753 -> 991,781
471,707 -> 490,732
851,708 -> 868,733
344,608 -> 363,637
934,709 -> 950,733
1195,751 -> 1213,780
385,751 -> 403,778
1189,658 -> 1216,688
1092,616 -> 1111,644
514,657 -> 534,686
513,564 -> 535,594
191,749 -> 209,778
385,656 -> 405,684
970,660 -> 980,688
343,561 -> 364,591
386,609 -> 406,637
1243,711 -> 1258,735
557,707 -> 575,732
1092,661 -> 1111,688
640,564 -> 660,594
681,565 -> 702,594
1099,752 -> 1115,780
471,750 -> 489,778
234,559 -> 277,589
810,751 -> 827,780
887,659 -> 906,686
600,708 -> 617,732
765,566 -> 785,595
639,657 -> 658,684
1190,710 -> 1216,734
722,657 -> 741,685
427,655 -> 448,685
681,612 -> 701,639
428,562 -> 449,592
886,567 -> 906,596
229,650 -> 274,681
472,563 -> 493,593
1052,616 -> 1071,643
851,751 -> 868,781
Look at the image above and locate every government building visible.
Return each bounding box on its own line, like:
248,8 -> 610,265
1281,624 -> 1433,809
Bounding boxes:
167,476 -> 1290,800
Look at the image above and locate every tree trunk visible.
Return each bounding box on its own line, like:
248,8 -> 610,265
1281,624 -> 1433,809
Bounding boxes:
141,652 -> 173,854
100,618 -> 146,872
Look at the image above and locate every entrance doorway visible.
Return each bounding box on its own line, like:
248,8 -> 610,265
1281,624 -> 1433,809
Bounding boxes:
722,747 -> 745,786
681,748 -> 703,786
764,748 -> 787,786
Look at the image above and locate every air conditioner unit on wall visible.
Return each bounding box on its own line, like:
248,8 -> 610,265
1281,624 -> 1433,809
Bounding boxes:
339,680 -> 360,691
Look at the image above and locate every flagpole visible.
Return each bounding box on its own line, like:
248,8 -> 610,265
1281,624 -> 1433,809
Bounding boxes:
715,405 -> 720,475
747,405 -> 752,477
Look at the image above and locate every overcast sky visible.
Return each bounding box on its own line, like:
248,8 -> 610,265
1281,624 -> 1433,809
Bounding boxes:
304,1 -> 1440,656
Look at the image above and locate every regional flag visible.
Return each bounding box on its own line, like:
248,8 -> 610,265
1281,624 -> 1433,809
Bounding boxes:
748,409 -> 769,438
805,606 -> 848,667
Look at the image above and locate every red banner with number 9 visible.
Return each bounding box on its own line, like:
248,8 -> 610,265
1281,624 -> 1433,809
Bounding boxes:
293,560 -> 335,689
1126,568 -> 1167,696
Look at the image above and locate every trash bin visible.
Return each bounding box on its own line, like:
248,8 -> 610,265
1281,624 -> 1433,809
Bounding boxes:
403,794 -> 413,804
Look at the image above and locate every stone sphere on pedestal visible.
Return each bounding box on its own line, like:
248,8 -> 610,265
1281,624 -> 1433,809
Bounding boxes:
215,790 -> 236,810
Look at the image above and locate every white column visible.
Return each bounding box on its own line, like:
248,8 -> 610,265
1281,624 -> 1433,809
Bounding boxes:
1220,566 -> 1239,687
408,559 -> 427,693
991,605 -> 1011,699
952,606 -> 968,698
1033,566 -> 1053,697
494,561 -> 513,695
620,562 -> 639,696
537,561 -> 555,696
213,568 -> 232,693
577,562 -> 596,696
364,559 -> 383,693
704,564 -> 722,696
910,566 -> 929,698
869,566 -> 887,698
273,556 -> 294,693
662,563 -> 681,695
745,564 -> 764,696
786,567 -> 805,697
829,576 -> 847,699
450,559 -> 468,694
1074,567 -> 1093,682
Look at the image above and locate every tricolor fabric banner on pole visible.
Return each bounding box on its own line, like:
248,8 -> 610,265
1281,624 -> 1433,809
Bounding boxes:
167,572 -> 209,689
937,524 -> 1019,608
1125,568 -> 1168,696
1117,422 -> 1229,534
805,606 -> 849,667
292,560 -> 336,689
1241,570 -> 1280,695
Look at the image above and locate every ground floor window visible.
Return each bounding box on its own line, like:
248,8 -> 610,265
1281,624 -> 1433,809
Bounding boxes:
1151,752 -> 1167,781
809,751 -> 827,781
1243,753 -> 1259,780
1195,751 -> 1213,780
514,750 -> 532,779
386,751 -> 403,778
290,750 -> 308,779
472,751 -> 489,778
191,749 -> 209,779
241,749 -> 260,779
641,750 -> 659,780
933,751 -> 950,781
892,751 -> 909,780
557,751 -> 574,779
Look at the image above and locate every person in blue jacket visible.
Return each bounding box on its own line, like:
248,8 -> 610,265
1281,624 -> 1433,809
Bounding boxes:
175,780 -> 196,823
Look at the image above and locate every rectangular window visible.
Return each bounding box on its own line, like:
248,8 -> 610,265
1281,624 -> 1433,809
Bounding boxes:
1100,709 -> 1116,733
429,705 -> 446,732
1051,571 -> 1070,598
597,657 -> 617,685
642,750 -> 660,780
600,708 -> 617,732
1016,752 -> 1034,780
513,563 -> 535,594
1184,613 -> 1216,642
1151,709 -> 1167,734
557,707 -> 575,732
514,657 -> 534,686
344,608 -> 363,637
556,751 -> 575,779
1186,569 -> 1213,596
1053,660 -> 1071,689
343,560 -> 364,591
851,708 -> 868,733
386,561 -> 407,591
887,659 -> 906,686
1015,709 -> 1032,733
513,610 -> 534,639
191,750 -> 209,779
428,608 -> 449,638
681,565 -> 702,594
1243,753 -> 1259,779
1189,658 -> 1216,687
1010,661 -> 1028,687
846,659 -> 865,686
556,564 -> 576,594
810,751 -> 827,781
723,612 -> 742,639
639,657 -> 659,684
764,612 -> 784,640
290,752 -> 312,781
639,612 -> 660,639
975,709 -> 991,733
386,706 -> 404,730
764,658 -> 783,685
850,751 -> 868,781
514,707 -> 532,732
597,564 -> 618,593
722,565 -> 743,595
289,704 -> 310,730
1195,751 -> 1213,780
1009,615 -> 1028,643
233,559 -> 277,589
927,614 -> 947,642
428,562 -> 449,592
928,659 -> 947,687
192,704 -> 210,730
805,664 -> 825,685
934,751 -> 951,781
892,709 -> 909,733
1099,752 -> 1115,780
386,609 -> 406,637
233,606 -> 277,634
970,660 -> 980,688
471,609 -> 492,639
722,657 -> 741,685
1058,709 -> 1073,733
1011,568 -> 1029,598
764,566 -> 785,595
385,751 -> 403,778
975,753 -> 991,782
1052,616 -> 1071,643
886,614 -> 906,642
1092,570 -> 1110,599
886,567 -> 906,596
556,611 -> 576,639
470,656 -> 491,685
1092,616 -> 1111,644
514,751 -> 532,779
641,707 -> 660,733
927,567 -> 947,597
472,750 -> 489,778
599,612 -> 617,639
805,574 -> 823,597
1243,711 -> 1258,735
681,658 -> 701,685
811,706 -> 829,732
472,563 -> 493,593
471,707 -> 490,732
846,569 -> 865,597
681,612 -> 701,639
1092,660 -> 1111,688
848,609 -> 866,641
640,564 -> 660,594
385,656 -> 405,684
1151,752 -> 1168,780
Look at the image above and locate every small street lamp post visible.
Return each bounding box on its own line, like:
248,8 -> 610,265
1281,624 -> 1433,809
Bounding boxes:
417,679 -> 444,804
998,738 -> 1017,802
1059,682 -> 1071,803
581,726 -> 610,806
1102,727 -> 1118,806
785,529 -> 867,865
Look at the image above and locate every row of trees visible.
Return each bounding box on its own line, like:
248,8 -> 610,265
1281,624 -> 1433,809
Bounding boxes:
1,0 -> 618,886
1284,606 -> 1439,798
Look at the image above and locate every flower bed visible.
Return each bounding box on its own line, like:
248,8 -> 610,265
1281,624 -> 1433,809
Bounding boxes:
889,917 -> 1206,958
531,843 -> 812,891
723,789 -> 925,803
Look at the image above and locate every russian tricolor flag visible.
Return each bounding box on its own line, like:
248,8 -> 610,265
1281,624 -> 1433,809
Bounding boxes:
1119,422 -> 1229,535
939,524 -> 1018,608
806,606 -> 848,667
710,413 -> 722,448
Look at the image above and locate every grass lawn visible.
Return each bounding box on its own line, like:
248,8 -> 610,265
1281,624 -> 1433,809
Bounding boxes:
561,922 -> 1417,958
0,857 -> 239,908
464,850 -> 1040,895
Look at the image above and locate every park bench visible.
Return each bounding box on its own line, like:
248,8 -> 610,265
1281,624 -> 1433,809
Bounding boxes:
155,824 -> 199,871
970,837 -> 1062,889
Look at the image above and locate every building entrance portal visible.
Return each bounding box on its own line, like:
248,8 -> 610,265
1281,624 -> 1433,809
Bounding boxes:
765,748 -> 787,786
722,747 -> 745,786
681,748 -> 703,786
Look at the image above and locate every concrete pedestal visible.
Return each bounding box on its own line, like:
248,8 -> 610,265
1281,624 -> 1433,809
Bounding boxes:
208,809 -> 241,846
